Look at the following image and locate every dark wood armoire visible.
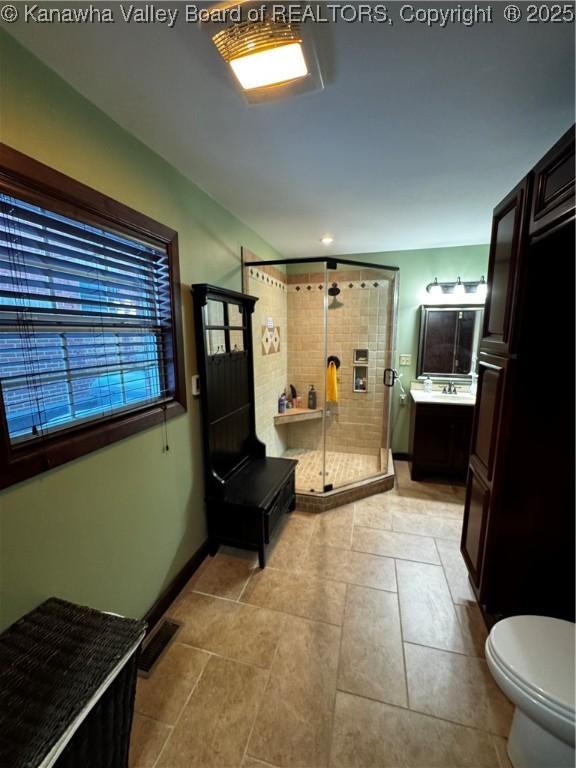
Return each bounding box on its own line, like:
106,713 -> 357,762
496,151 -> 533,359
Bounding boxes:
192,284 -> 297,568
460,126 -> 575,622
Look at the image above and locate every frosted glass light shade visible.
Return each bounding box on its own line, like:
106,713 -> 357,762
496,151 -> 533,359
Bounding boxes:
230,42 -> 308,90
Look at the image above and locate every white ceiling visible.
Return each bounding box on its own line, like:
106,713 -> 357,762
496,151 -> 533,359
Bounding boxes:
7,6 -> 574,257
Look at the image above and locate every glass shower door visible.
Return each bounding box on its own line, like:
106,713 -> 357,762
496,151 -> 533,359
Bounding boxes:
324,265 -> 398,489
282,263 -> 328,494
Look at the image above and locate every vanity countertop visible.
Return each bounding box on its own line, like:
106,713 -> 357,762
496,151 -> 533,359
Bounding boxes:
410,389 -> 476,407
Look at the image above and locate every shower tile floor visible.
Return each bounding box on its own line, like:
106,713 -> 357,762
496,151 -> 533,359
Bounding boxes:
282,448 -> 380,491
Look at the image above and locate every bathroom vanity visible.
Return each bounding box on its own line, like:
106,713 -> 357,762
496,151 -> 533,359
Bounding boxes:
409,389 -> 475,482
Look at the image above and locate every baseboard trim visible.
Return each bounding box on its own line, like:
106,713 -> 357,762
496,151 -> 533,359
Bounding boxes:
392,452 -> 411,462
143,539 -> 211,635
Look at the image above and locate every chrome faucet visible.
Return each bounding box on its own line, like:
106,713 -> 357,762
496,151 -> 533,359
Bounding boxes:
443,381 -> 458,394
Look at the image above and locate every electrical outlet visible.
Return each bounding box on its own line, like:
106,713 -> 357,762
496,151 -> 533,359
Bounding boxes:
399,354 -> 412,366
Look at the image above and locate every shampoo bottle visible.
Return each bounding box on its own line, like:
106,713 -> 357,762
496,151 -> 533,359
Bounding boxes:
308,385 -> 317,410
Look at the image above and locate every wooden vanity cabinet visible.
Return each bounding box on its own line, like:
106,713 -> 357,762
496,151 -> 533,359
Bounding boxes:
409,403 -> 473,482
460,126 -> 575,622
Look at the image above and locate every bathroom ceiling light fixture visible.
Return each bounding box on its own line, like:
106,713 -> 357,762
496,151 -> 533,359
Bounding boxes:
321,235 -> 334,245
213,19 -> 308,91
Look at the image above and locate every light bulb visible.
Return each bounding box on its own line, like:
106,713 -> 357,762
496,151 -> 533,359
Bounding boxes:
454,277 -> 465,296
428,278 -> 442,296
476,276 -> 487,299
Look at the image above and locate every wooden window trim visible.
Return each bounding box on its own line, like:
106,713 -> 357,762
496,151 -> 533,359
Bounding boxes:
0,144 -> 186,489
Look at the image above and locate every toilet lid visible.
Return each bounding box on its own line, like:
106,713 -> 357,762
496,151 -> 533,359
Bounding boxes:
489,616 -> 575,714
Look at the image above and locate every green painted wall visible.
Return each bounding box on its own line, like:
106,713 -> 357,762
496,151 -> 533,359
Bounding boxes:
328,246 -> 489,453
0,32 -> 282,630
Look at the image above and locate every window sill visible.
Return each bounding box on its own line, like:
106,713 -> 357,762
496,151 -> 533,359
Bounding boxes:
1,399 -> 186,490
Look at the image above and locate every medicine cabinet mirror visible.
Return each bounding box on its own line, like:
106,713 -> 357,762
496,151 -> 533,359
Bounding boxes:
417,305 -> 484,380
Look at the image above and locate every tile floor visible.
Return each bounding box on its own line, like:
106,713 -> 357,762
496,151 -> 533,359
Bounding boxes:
129,461 -> 514,768
283,448 -> 380,491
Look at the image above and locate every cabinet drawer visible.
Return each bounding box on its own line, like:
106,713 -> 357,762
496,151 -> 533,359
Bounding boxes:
482,177 -> 530,356
470,354 -> 507,480
264,471 -> 295,543
461,467 -> 490,589
530,126 -> 575,238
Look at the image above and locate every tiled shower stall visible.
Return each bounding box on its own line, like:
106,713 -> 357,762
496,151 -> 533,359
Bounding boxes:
244,254 -> 398,510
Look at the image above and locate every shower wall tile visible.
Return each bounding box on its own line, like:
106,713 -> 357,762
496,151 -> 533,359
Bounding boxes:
248,265 -> 288,458
286,272 -> 395,456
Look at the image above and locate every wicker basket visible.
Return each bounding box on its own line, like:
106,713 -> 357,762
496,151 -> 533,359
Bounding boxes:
0,597 -> 146,768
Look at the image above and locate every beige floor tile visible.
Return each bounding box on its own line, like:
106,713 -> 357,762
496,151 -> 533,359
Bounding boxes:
404,643 -> 514,736
396,560 -> 474,654
157,656 -> 268,768
392,510 -> 462,541
188,552 -> 255,600
248,616 -> 340,768
354,492 -> 398,513
129,714 -> 172,768
338,585 -> 407,706
292,509 -> 319,520
394,462 -> 465,504
312,504 -> 355,548
168,592 -> 284,668
135,643 -> 210,724
242,567 -> 347,625
493,736 -> 513,768
302,543 -> 396,592
330,692 -> 500,768
353,505 -> 393,530
455,602 -> 488,658
242,757 -> 281,768
401,497 -> 466,520
352,526 -> 440,564
266,514 -> 316,572
435,538 -> 477,605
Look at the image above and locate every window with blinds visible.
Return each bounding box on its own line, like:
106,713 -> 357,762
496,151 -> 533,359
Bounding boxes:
0,145 -> 185,488
0,192 -> 176,444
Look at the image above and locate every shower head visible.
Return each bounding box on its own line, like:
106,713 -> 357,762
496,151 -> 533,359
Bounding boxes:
328,282 -> 343,309
328,282 -> 341,297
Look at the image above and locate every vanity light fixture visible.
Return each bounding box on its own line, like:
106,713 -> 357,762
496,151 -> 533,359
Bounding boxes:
321,235 -> 334,246
213,19 -> 308,91
425,276 -> 487,301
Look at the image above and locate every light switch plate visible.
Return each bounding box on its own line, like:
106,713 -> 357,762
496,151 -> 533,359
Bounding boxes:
399,354 -> 412,366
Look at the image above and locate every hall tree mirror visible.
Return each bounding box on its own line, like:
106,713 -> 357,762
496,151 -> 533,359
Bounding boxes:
417,305 -> 484,379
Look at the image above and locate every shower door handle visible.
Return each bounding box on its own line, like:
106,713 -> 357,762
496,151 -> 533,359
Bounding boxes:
383,368 -> 399,387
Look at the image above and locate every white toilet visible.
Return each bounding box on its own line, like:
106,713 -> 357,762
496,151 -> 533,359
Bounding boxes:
485,615 -> 575,768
